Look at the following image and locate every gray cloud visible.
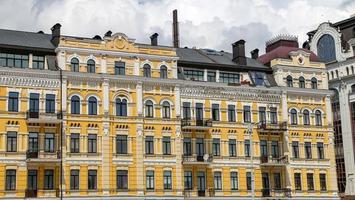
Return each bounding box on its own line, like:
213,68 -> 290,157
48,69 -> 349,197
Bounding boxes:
0,0 -> 353,56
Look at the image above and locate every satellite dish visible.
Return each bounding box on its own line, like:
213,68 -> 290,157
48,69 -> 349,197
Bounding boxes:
203,154 -> 209,161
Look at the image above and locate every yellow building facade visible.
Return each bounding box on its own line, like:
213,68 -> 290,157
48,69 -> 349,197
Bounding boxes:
0,26 -> 339,200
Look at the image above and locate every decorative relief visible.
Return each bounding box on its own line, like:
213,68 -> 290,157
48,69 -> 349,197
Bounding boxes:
0,76 -> 60,88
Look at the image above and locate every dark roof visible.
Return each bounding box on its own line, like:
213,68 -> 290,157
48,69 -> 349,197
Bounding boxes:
0,29 -> 55,52
258,46 -> 319,64
176,48 -> 270,72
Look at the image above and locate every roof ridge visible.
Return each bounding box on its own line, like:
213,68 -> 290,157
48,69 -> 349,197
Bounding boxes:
0,28 -> 51,36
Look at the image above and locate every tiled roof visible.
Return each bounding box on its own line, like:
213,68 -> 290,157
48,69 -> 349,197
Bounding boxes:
0,29 -> 55,51
258,46 -> 319,64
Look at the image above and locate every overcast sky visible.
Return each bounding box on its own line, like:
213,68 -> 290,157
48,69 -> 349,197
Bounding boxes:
0,0 -> 354,54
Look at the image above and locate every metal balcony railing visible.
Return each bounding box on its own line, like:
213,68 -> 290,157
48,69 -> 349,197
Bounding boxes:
261,188 -> 291,198
181,119 -> 212,128
258,121 -> 288,131
260,155 -> 288,166
26,110 -> 62,123
182,154 -> 213,164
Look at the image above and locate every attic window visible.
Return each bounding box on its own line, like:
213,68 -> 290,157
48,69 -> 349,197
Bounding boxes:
249,72 -> 270,86
201,49 -> 222,56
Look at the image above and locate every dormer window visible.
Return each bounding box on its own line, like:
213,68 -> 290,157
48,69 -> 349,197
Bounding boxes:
32,56 -> 44,69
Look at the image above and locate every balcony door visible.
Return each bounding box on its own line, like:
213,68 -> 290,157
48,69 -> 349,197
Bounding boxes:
28,133 -> 38,153
195,103 -> 203,125
197,171 -> 206,196
196,138 -> 205,158
262,172 -> 270,197
27,170 -> 38,197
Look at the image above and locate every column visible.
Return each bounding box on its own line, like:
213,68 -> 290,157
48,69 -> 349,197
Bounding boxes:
281,90 -> 292,190
175,126 -> 183,196
101,78 -> 110,195
174,86 -> 181,117
134,59 -> 140,76
136,125 -> 144,195
101,55 -> 107,74
136,83 -> 143,116
29,53 -> 33,68
339,85 -> 355,195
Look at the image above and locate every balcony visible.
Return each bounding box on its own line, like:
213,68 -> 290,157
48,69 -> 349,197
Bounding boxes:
257,122 -> 287,133
260,155 -> 288,166
25,189 -> 37,198
181,119 -> 212,130
182,154 -> 213,165
26,110 -> 62,124
26,150 -> 61,163
261,188 -> 291,198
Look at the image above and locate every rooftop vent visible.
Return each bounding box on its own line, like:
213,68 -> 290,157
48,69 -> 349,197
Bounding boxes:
150,33 -> 159,46
93,35 -> 102,40
37,31 -> 44,34
104,30 -> 112,37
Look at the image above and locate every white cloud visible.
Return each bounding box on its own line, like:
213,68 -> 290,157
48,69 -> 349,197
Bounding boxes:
0,0 -> 353,54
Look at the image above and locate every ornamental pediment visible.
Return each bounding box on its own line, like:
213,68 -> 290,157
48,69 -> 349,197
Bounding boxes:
105,33 -> 137,52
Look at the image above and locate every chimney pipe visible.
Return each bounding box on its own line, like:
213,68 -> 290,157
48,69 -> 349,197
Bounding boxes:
150,33 -> 159,46
50,23 -> 61,47
104,30 -> 112,37
172,9 -> 179,48
251,48 -> 259,59
232,40 -> 246,65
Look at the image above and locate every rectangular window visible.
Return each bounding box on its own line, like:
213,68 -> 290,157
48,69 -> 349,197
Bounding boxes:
305,142 -> 312,159
163,170 -> 172,190
0,53 -> 28,68
45,94 -> 55,113
116,135 -> 128,154
183,138 -> 192,156
320,174 -> 327,191
117,170 -> 128,189
7,132 -> 17,152
229,139 -> 237,157
259,106 -> 266,124
44,133 -> 55,153
317,142 -> 324,159
228,105 -> 236,122
270,107 -> 277,124
212,104 -> 220,121
184,171 -> 193,190
274,173 -> 281,189
307,173 -> 314,191
243,106 -> 251,123
29,93 -> 39,112
70,133 -> 80,153
212,138 -> 220,156
88,134 -> 97,153
8,92 -> 19,112
146,170 -> 154,190
219,72 -> 240,84
70,170 -> 79,190
245,140 -> 250,157
145,136 -> 154,155
114,61 -> 125,75
294,173 -> 301,191
32,55 -> 44,69
184,69 -> 204,81
246,172 -> 252,190
6,170 -> 16,190
182,102 -> 191,119
44,169 -> 54,190
260,140 -> 268,157
292,141 -> 299,158
88,170 -> 97,190
207,71 -> 216,82
214,172 -> 222,190
230,172 -> 238,190
271,141 -> 279,158
162,136 -> 171,155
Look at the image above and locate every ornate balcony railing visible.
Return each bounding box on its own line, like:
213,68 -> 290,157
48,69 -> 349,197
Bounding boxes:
26,110 -> 62,123
261,188 -> 292,198
257,121 -> 288,132
260,155 -> 288,166
181,119 -> 212,129
182,154 -> 213,164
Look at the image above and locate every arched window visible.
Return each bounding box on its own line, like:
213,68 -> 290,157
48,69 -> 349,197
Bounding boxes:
87,59 -> 95,73
162,101 -> 170,118
286,75 -> 293,87
347,67 -> 350,76
145,100 -> 154,118
317,34 -> 336,63
160,65 -> 168,78
88,97 -> 97,115
303,110 -> 310,125
71,95 -> 80,114
290,109 -> 297,125
71,58 -> 79,72
315,110 -> 322,126
143,64 -> 151,78
331,71 -> 334,79
299,76 -> 305,88
311,77 -> 317,89
116,98 -> 127,116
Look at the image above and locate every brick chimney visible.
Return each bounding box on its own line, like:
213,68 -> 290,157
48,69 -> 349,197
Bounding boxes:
251,48 -> 259,59
265,35 -> 298,53
232,40 -> 246,65
150,33 -> 159,46
50,23 -> 61,47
